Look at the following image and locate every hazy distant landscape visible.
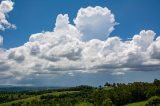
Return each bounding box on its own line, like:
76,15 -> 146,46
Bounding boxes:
0,79 -> 159,106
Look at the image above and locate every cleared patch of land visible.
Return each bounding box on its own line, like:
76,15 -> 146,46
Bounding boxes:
0,91 -> 79,106
124,101 -> 147,106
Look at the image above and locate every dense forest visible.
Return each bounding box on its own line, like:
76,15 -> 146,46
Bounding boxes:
0,79 -> 160,106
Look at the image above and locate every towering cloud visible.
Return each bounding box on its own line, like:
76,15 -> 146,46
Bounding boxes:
132,30 -> 156,51
74,6 -> 116,40
0,0 -> 15,31
54,14 -> 82,39
147,37 -> 160,59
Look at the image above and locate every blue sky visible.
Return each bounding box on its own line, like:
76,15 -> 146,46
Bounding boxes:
1,0 -> 160,48
0,0 -> 160,86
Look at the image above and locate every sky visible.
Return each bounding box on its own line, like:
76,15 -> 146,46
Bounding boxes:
0,0 -> 160,86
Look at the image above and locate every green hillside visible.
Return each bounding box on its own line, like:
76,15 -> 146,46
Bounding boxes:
0,91 -> 79,106
124,101 -> 147,106
0,79 -> 159,106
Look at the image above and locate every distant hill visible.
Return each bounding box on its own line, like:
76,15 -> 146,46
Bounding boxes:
0,85 -> 66,92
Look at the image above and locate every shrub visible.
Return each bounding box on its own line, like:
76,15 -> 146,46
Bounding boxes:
102,98 -> 115,106
145,96 -> 160,106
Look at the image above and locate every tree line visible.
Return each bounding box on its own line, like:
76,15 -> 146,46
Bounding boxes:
0,79 -> 159,106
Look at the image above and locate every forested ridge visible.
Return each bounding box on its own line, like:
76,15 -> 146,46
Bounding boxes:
0,79 -> 160,106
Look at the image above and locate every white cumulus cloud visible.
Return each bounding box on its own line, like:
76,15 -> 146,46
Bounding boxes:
0,6 -> 160,85
74,6 -> 116,40
0,0 -> 16,31
147,37 -> 160,59
0,35 -> 3,45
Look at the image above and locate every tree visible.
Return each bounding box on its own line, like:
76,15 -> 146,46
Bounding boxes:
92,88 -> 106,106
104,82 -> 112,87
153,79 -> 160,86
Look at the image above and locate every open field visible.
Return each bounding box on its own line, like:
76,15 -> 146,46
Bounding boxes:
124,101 -> 147,106
0,91 -> 79,106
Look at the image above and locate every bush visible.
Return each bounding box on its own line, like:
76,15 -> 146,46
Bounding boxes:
145,96 -> 160,106
102,98 -> 115,106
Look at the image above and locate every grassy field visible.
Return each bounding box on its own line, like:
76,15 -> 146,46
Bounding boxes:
124,101 -> 147,106
0,91 -> 79,106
